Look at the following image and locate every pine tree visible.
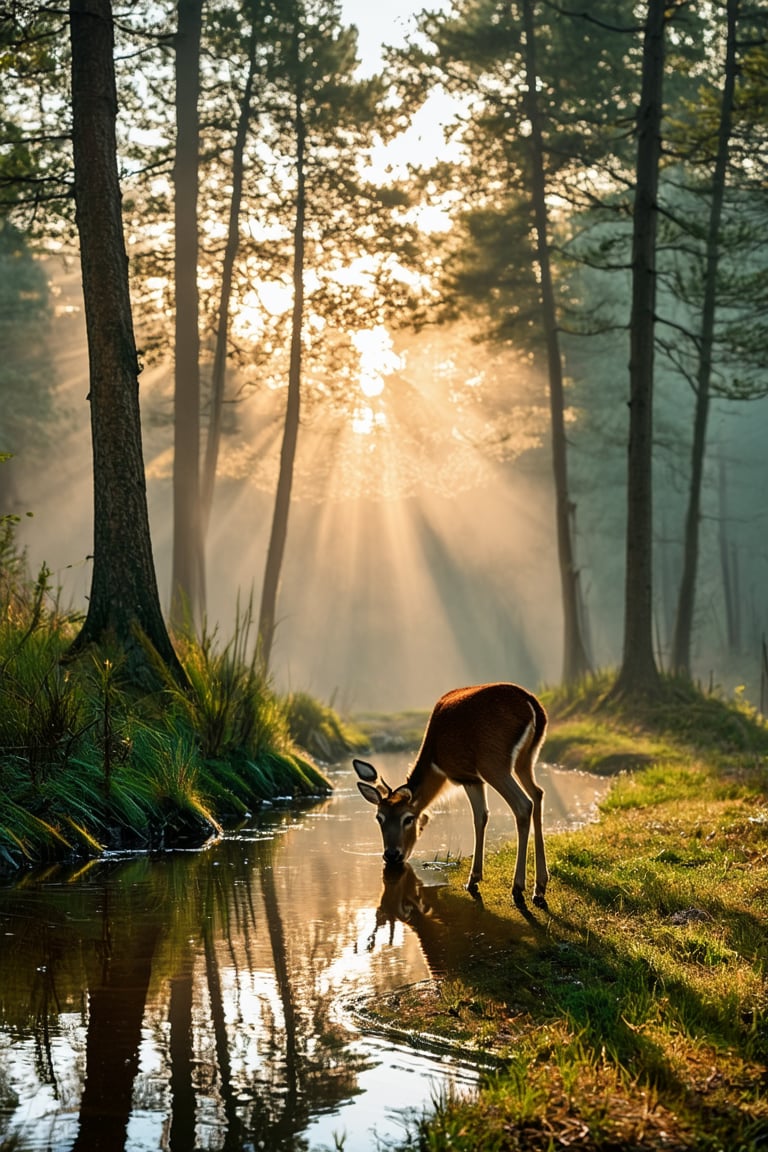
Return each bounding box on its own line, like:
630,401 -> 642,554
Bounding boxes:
392,0 -> 637,683
67,0 -> 185,685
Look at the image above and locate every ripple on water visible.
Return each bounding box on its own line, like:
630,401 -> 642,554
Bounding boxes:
0,752 -> 607,1151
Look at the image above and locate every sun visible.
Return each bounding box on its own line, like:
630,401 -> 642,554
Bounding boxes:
359,372 -> 384,399
352,325 -> 402,404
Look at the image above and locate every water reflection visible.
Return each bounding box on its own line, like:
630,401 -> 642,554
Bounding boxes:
369,861 -> 539,978
0,755 -> 606,1151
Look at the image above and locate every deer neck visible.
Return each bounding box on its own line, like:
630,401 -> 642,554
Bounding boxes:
404,754 -> 446,813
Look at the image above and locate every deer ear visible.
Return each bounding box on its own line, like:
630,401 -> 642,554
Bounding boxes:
353,759 -> 378,783
357,780 -> 383,806
392,786 -> 413,803
418,812 -> 430,832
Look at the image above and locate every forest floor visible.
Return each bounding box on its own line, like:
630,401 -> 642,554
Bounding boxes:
354,675 -> 768,1151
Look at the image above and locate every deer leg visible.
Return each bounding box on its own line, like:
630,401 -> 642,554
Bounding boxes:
462,779 -> 488,893
513,757 -> 549,909
486,773 -> 534,908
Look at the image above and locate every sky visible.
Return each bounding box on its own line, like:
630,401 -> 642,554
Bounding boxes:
338,0 -> 462,186
339,0 -> 451,74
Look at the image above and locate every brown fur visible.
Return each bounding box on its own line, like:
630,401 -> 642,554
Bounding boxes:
354,682 -> 549,909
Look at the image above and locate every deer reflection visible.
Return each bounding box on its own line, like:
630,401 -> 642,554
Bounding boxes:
370,863 -> 444,949
369,862 -> 535,978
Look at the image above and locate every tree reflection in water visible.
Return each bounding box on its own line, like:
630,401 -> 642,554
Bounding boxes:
0,807 -> 372,1151
0,759 -> 603,1149
73,887 -> 162,1152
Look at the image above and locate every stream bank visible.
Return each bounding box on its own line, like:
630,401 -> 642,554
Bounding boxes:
0,754 -> 604,1151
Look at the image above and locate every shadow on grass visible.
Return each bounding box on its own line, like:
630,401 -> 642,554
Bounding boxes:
367,861 -> 683,1090
549,855 -> 767,1052
373,849 -> 767,1096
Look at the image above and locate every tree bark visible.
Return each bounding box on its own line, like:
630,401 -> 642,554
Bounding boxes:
201,22 -> 258,543
521,0 -> 592,686
171,0 -> 204,630
257,23 -> 305,671
614,0 -> 665,698
717,451 -> 739,653
671,0 -> 738,674
67,0 -> 184,686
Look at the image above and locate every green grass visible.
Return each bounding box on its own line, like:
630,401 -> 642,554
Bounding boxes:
0,533 -> 332,867
543,669 -> 768,764
284,690 -> 369,761
384,675 -> 768,1151
352,707 -> 431,751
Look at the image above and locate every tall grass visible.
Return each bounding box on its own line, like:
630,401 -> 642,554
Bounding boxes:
284,689 -> 369,761
170,602 -> 286,762
0,528 -> 331,869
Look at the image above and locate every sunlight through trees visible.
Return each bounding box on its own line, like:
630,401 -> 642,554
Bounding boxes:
1,0 -> 767,707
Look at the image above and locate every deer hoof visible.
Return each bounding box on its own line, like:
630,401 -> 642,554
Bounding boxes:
512,886 -> 527,909
532,893 -> 549,911
466,882 -> 484,906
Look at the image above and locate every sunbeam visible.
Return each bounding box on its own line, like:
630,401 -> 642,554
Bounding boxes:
17,261 -> 560,711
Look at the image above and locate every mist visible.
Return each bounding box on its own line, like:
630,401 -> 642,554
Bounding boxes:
10,259 -> 562,712
8,237 -> 768,716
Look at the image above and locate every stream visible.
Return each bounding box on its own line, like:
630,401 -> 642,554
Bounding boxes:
0,754 -> 607,1151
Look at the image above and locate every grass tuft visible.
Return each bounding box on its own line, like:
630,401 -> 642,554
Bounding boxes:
0,525 -> 332,868
284,690 -> 369,761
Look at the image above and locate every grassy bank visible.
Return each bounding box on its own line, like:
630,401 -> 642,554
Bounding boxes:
376,675 -> 768,1151
0,528 -> 369,868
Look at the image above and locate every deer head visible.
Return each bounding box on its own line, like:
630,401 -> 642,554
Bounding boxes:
353,758 -> 430,866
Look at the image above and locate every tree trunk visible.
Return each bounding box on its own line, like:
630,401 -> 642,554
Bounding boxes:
521,0 -> 592,686
717,451 -> 737,652
201,24 -> 258,542
614,0 -> 665,698
171,0 -> 204,630
257,26 -> 305,672
671,0 -> 738,675
659,506 -> 677,658
67,0 -> 185,687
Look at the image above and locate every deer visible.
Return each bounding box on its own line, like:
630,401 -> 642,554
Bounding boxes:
354,682 -> 549,910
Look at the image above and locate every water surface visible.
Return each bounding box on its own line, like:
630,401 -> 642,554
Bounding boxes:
0,755 -> 606,1151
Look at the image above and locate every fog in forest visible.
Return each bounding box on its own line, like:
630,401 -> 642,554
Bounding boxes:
5,261 -> 557,711
5,253 -> 767,713
3,0 -> 767,714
